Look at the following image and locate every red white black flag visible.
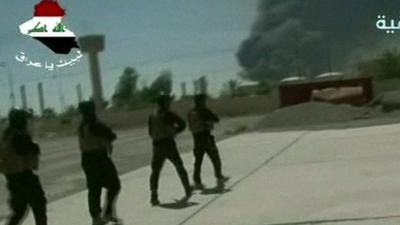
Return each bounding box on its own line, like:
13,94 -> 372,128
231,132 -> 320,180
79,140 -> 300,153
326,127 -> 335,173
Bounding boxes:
19,0 -> 79,54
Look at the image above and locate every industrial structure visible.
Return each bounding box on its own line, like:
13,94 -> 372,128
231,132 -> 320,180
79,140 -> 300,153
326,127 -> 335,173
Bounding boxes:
78,35 -> 105,109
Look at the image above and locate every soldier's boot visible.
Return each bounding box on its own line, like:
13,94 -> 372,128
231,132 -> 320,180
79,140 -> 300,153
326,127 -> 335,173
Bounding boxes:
92,216 -> 108,225
150,192 -> 160,206
182,186 -> 193,203
193,182 -> 205,190
104,215 -> 123,225
217,175 -> 230,187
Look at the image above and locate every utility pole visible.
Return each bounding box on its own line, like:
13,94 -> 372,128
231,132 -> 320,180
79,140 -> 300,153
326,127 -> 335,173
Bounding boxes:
76,83 -> 83,103
294,26 -> 302,77
37,82 -> 45,115
327,37 -> 333,74
20,85 -> 27,110
198,76 -> 208,95
180,82 -> 187,98
53,70 -> 65,112
0,62 -> 16,108
193,79 -> 199,95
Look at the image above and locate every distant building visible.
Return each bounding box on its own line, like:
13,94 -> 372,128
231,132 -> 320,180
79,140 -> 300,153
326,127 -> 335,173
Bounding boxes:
280,76 -> 307,84
315,72 -> 344,80
279,75 -> 373,107
236,80 -> 259,96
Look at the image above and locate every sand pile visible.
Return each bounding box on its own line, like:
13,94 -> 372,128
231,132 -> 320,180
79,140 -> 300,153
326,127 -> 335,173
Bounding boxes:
256,102 -> 378,129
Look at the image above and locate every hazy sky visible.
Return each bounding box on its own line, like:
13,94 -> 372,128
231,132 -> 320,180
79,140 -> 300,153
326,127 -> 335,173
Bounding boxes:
0,0 -> 258,114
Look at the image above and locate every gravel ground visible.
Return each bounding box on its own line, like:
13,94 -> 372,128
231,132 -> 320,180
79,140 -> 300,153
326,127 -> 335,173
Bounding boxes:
255,102 -> 400,131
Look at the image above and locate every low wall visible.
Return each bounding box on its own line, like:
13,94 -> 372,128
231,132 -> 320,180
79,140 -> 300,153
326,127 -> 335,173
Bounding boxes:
279,77 -> 374,107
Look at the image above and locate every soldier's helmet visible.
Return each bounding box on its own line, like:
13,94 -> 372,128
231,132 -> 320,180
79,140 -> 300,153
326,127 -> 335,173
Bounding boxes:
156,94 -> 172,106
194,94 -> 207,105
78,101 -> 96,115
8,109 -> 31,129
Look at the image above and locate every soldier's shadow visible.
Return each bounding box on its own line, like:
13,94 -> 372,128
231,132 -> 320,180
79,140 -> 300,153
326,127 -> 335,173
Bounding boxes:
159,199 -> 199,210
200,186 -> 232,195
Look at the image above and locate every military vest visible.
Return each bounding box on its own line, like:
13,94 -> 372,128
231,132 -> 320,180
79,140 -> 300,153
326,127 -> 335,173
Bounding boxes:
149,111 -> 176,141
188,109 -> 213,133
0,131 -> 38,175
79,125 -> 111,153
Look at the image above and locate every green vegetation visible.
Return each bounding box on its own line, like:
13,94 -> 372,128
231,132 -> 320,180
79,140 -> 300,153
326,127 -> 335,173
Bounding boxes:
0,67 -> 276,138
42,108 -> 57,119
140,69 -> 173,103
359,49 -> 400,80
220,79 -> 240,98
112,67 -> 139,107
61,105 -> 78,117
111,67 -> 274,110
111,67 -> 173,108
256,80 -> 271,95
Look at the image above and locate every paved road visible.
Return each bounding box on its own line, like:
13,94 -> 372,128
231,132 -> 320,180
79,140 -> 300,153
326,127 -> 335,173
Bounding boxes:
4,119 -> 400,225
11,123 -> 400,225
0,116 -> 262,219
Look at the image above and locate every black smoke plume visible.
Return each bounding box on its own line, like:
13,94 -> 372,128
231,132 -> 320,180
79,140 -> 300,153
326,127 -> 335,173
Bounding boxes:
237,0 -> 400,80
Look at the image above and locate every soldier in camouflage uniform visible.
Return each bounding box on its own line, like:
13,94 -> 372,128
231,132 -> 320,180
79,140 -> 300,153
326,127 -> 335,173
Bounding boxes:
148,95 -> 192,206
78,101 -> 122,225
188,94 -> 229,189
0,109 -> 47,225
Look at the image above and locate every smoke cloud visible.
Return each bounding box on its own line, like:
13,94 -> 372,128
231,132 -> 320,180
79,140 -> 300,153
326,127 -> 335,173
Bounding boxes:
237,0 -> 400,80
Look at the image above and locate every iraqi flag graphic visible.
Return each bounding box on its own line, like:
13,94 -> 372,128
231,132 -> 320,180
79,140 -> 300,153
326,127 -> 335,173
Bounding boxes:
19,0 -> 79,54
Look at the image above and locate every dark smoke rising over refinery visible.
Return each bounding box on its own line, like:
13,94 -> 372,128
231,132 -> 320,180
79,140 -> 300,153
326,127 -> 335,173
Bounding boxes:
237,0 -> 400,81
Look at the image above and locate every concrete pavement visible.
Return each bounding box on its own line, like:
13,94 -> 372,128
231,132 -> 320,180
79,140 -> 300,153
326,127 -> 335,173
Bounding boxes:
4,123 -> 400,225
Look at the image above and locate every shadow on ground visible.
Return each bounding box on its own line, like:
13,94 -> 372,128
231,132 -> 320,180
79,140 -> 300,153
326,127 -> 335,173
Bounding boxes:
201,186 -> 232,195
159,200 -> 199,210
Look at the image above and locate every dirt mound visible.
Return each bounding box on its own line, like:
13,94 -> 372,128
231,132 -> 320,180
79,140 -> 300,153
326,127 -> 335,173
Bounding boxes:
256,102 -> 376,129
381,91 -> 400,112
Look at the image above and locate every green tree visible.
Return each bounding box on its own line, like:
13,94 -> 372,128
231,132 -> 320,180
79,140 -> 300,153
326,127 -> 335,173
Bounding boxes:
139,70 -> 173,102
220,79 -> 240,98
376,49 -> 400,79
359,49 -> 400,79
112,67 -> 139,107
256,80 -> 271,95
150,70 -> 172,95
42,108 -> 57,119
62,105 -> 78,117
